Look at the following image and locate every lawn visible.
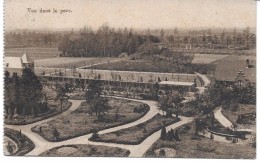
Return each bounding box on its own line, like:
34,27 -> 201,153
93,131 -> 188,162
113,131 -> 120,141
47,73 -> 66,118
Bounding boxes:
221,104 -> 256,125
4,128 -> 35,156
83,59 -> 194,73
40,144 -> 130,157
32,98 -> 149,142
5,47 -> 59,60
91,114 -> 180,145
144,122 -> 255,159
191,54 -> 228,64
35,57 -> 118,68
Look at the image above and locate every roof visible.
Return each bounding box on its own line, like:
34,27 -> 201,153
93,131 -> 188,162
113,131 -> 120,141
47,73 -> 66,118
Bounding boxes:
21,53 -> 33,63
159,81 -> 195,86
4,53 -> 34,69
214,55 -> 256,83
4,57 -> 23,68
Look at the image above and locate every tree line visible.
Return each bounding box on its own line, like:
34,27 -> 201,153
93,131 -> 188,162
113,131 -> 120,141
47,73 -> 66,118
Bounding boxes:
58,25 -> 161,57
5,26 -> 255,53
4,69 -> 46,118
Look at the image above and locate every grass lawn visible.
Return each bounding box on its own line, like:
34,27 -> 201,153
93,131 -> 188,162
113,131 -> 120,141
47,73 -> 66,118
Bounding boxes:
91,114 -> 180,145
4,128 -> 35,156
4,101 -> 72,125
221,104 -> 256,125
35,57 -> 118,68
32,98 -> 149,142
144,122 -> 255,159
5,47 -> 59,60
40,144 -> 130,157
84,59 -> 193,73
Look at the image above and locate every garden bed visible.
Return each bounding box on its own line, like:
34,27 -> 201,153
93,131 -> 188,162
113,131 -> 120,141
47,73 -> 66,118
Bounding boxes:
91,114 -> 180,145
4,128 -> 35,156
32,98 -> 149,142
40,144 -> 130,157
221,104 -> 256,125
4,101 -> 72,125
144,122 -> 255,158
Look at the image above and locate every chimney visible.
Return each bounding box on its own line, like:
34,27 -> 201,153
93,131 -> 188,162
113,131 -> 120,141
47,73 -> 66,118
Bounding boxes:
246,59 -> 250,68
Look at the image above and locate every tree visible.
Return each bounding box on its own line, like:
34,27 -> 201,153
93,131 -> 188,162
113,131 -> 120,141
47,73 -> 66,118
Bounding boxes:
160,127 -> 167,140
20,68 -> 43,116
158,92 -> 184,118
52,128 -> 60,141
85,80 -> 111,120
55,84 -> 69,111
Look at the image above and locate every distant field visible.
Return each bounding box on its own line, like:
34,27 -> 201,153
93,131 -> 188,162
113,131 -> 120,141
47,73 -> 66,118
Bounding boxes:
192,54 -> 228,64
5,47 -> 60,60
84,59 -> 194,73
35,57 -> 119,68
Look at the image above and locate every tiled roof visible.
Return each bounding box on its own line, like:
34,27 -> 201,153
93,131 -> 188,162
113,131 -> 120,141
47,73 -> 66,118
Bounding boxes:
214,55 -> 256,83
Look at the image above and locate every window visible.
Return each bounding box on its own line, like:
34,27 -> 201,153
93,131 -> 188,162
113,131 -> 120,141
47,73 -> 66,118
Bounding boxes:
6,63 -> 9,67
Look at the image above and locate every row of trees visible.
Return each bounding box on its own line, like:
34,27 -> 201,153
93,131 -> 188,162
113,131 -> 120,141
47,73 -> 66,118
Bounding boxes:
5,31 -> 63,48
165,27 -> 255,49
6,27 -> 255,50
4,68 -> 46,117
58,25 -> 160,57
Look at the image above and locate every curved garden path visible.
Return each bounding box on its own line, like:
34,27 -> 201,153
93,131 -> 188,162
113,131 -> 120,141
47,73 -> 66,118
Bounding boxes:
4,97 -> 193,157
195,72 -> 210,94
214,107 -> 255,133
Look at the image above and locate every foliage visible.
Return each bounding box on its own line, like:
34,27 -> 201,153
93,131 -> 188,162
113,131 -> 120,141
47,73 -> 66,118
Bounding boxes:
85,80 -> 111,120
52,128 -> 60,141
58,25 -> 160,57
158,91 -> 184,117
4,68 -> 46,117
55,84 -> 69,111
160,127 -> 167,140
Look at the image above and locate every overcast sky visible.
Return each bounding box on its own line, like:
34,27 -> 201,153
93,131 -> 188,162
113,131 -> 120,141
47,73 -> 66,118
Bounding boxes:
5,0 -> 256,31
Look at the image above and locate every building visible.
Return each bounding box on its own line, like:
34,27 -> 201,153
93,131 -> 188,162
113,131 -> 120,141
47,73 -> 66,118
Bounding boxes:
159,81 -> 195,92
4,53 -> 34,75
213,55 -> 256,86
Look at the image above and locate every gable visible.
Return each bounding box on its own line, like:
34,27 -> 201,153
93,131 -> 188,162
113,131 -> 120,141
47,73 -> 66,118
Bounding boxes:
4,57 -> 23,68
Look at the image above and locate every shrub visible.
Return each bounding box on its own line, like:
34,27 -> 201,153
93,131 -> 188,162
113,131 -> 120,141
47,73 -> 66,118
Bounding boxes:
159,149 -> 166,157
167,129 -> 175,141
160,127 -> 167,140
133,105 -> 147,113
89,130 -> 99,140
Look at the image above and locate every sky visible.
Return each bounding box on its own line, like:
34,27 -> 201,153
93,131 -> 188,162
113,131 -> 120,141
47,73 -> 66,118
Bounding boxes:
5,0 -> 256,31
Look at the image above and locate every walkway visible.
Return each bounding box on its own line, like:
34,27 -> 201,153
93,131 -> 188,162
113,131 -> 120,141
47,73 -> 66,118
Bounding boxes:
213,107 -> 255,133
195,72 -> 211,94
4,97 -> 193,157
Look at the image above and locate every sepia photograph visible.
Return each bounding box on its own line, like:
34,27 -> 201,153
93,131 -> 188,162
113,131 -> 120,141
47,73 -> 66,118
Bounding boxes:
2,0 -> 256,158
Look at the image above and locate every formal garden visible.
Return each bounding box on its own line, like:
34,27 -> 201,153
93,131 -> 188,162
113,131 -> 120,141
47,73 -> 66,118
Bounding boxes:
221,104 -> 256,127
144,121 -> 256,158
31,97 -> 150,142
40,144 -> 130,157
4,128 -> 35,156
90,114 -> 180,145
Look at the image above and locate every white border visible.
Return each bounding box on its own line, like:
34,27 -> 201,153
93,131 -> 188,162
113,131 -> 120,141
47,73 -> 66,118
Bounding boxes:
0,1 -> 259,162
